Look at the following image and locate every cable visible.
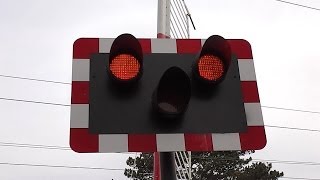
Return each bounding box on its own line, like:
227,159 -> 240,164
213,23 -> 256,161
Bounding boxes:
2,141 -> 320,167
253,158 -> 320,166
0,74 -> 70,85
281,177 -> 320,180
0,162 -> 124,171
191,156 -> 320,166
262,105 -> 320,114
2,98 -> 320,134
274,0 -> 320,11
0,141 -> 135,155
0,142 -> 70,150
265,125 -> 320,133
2,162 -> 319,180
1,95 -> 319,116
0,97 -> 70,106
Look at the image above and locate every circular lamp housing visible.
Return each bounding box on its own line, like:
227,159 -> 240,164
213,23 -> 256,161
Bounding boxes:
193,35 -> 231,85
152,67 -> 191,119
108,34 -> 143,84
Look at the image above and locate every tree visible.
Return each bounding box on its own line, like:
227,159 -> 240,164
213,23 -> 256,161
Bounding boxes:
124,151 -> 284,180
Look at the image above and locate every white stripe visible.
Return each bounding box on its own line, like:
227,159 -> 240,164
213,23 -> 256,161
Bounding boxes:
99,134 -> 128,152
156,134 -> 185,152
200,39 -> 206,47
238,59 -> 257,81
245,103 -> 264,126
151,39 -> 177,53
72,59 -> 90,81
70,104 -> 89,128
99,38 -> 114,53
212,133 -> 241,151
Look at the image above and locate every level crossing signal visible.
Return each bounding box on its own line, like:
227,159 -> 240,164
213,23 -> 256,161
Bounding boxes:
70,33 -> 266,153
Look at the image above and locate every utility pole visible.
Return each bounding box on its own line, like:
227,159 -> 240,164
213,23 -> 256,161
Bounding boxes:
154,1 -> 176,180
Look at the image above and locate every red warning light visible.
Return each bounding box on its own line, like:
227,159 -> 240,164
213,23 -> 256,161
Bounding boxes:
198,55 -> 224,81
110,54 -> 141,80
108,34 -> 143,83
193,35 -> 231,84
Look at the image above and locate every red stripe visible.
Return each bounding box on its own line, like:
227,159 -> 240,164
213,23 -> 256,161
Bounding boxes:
138,39 -> 152,54
153,152 -> 161,180
70,128 -> 98,153
184,134 -> 213,151
228,39 -> 253,59
157,33 -> 170,39
241,81 -> 260,102
73,38 -> 99,59
128,134 -> 157,152
71,81 -> 89,104
239,126 -> 267,150
176,39 -> 202,54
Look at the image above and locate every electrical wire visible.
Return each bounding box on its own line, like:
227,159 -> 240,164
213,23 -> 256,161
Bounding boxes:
274,0 -> 320,11
0,162 -> 125,171
0,142 -> 70,150
0,142 -> 134,155
2,141 -> 320,167
1,97 -> 320,134
0,97 -> 70,107
2,73 -> 320,114
191,156 -> 320,166
253,158 -> 320,166
281,177 -> 320,180
2,96 -> 319,117
0,147 -> 320,179
0,74 -> 70,85
262,105 -> 320,114
265,125 -> 320,133
2,162 -> 319,180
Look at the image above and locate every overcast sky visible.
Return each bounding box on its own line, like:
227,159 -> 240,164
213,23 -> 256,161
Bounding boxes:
0,0 -> 320,179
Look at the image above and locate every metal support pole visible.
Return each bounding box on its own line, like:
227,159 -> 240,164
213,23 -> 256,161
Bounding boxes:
160,152 -> 177,180
157,0 -> 171,38
155,1 -> 177,180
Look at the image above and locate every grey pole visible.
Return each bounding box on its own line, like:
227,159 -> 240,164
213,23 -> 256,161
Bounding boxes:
160,152 -> 177,180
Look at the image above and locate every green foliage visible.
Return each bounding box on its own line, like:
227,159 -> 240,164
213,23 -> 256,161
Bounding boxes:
124,153 -> 153,180
124,151 -> 284,180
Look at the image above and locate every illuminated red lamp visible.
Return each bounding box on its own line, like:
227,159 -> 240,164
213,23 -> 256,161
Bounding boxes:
193,35 -> 231,85
108,34 -> 143,83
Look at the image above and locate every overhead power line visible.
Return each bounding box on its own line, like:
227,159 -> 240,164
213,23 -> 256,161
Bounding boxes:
0,162 -> 318,180
281,177 -> 320,180
265,125 -> 320,133
262,105 -> 320,114
1,96 -> 320,116
0,142 -> 70,151
0,74 -> 70,85
275,0 -> 320,11
254,158 -> 320,166
191,156 -> 320,167
2,141 -> 320,167
0,162 -> 124,171
0,97 -> 70,107
0,141 -> 134,155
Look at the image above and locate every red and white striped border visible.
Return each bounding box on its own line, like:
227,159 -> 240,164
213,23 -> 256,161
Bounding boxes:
70,38 -> 266,152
